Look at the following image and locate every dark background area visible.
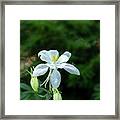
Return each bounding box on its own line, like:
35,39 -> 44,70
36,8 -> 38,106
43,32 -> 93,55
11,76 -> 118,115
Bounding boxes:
20,20 -> 100,100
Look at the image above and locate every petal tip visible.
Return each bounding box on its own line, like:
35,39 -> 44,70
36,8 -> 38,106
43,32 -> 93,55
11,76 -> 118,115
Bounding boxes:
77,71 -> 80,75
75,69 -> 80,75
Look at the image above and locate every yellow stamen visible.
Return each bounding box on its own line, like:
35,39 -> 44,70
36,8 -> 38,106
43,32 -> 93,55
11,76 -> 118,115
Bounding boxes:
51,55 -> 58,63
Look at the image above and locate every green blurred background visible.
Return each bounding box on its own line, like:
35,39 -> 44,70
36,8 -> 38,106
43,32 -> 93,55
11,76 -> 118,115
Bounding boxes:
20,20 -> 100,100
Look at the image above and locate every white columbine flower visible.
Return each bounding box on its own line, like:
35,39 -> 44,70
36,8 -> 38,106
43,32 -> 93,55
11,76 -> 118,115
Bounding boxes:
33,50 -> 80,89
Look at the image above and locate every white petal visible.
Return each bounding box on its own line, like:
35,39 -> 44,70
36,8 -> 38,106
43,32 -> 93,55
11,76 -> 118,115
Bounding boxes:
48,50 -> 59,62
38,50 -> 51,63
50,69 -> 61,88
62,63 -> 80,75
56,63 -> 65,69
48,50 -> 59,57
56,51 -> 71,64
33,64 -> 49,77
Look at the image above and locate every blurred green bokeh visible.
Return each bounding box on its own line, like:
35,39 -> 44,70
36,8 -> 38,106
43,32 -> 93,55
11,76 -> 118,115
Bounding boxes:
20,20 -> 100,100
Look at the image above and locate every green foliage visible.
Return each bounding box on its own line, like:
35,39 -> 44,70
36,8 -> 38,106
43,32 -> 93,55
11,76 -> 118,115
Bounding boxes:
20,20 -> 100,100
20,83 -> 52,100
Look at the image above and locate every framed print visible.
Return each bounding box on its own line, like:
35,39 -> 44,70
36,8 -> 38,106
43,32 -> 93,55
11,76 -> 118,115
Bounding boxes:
0,0 -> 120,119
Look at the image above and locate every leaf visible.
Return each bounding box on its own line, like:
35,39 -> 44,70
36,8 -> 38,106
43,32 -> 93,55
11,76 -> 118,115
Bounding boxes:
20,91 -> 34,100
20,83 -> 32,91
45,93 -> 52,100
23,94 -> 33,100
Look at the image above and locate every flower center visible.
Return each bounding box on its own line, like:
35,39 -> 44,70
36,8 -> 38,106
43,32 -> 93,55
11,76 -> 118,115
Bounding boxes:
51,55 -> 58,63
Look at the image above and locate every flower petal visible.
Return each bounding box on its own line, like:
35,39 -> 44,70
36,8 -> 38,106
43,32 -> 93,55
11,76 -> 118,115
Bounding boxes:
56,51 -> 71,64
33,64 -> 49,76
61,63 -> 80,75
48,50 -> 59,57
50,69 -> 61,88
38,50 -> 51,63
48,50 -> 59,62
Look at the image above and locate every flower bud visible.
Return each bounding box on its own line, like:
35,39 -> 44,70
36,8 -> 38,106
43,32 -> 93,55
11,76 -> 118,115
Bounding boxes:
53,89 -> 62,100
30,77 -> 39,92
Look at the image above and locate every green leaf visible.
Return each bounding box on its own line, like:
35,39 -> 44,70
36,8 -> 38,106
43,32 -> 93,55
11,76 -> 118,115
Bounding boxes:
45,93 -> 52,100
20,83 -> 32,91
20,91 -> 34,100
